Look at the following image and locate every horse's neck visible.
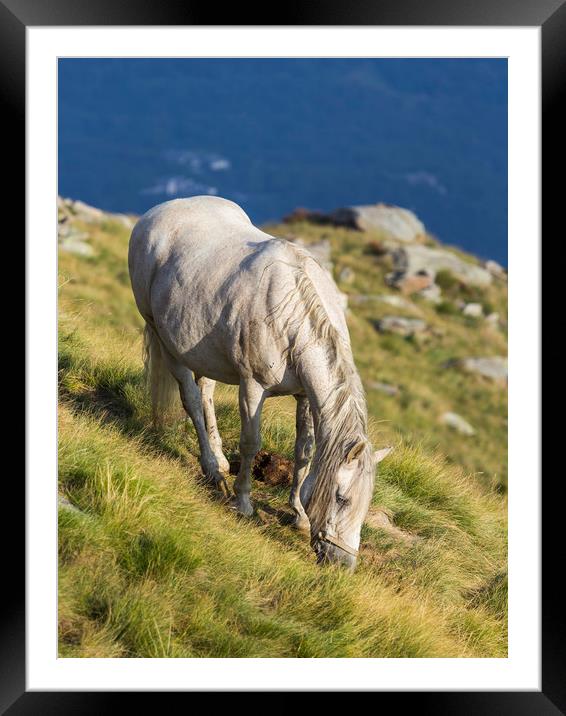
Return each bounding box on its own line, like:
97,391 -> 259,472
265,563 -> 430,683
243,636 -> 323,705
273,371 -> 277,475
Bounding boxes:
298,343 -> 359,437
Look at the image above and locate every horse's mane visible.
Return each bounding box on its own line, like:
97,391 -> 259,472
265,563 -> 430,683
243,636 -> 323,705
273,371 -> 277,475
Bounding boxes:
265,243 -> 374,533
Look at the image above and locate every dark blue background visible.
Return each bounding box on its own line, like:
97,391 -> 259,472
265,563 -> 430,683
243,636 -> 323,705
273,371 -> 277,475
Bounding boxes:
58,58 -> 507,264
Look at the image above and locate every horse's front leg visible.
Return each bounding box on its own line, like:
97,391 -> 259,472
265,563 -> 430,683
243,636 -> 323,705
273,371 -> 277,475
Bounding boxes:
233,379 -> 266,517
290,394 -> 315,532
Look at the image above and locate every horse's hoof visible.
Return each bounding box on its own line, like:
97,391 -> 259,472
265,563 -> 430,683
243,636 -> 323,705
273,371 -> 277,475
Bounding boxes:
230,497 -> 254,517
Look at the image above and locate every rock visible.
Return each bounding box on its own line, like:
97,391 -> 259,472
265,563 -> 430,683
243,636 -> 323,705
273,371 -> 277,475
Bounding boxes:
386,269 -> 434,295
328,203 -> 426,242
58,223 -> 89,241
58,195 -> 136,229
366,381 -> 400,397
58,207 -> 94,256
59,238 -> 94,257
351,292 -> 426,312
485,259 -> 507,281
440,411 -> 475,436
374,316 -> 427,337
462,302 -> 483,318
69,199 -> 105,222
418,282 -> 442,303
391,245 -> 492,287
338,266 -> 355,283
458,356 -> 508,382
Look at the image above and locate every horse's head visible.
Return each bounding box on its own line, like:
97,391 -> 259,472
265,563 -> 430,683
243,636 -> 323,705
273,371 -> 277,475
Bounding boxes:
305,443 -> 393,570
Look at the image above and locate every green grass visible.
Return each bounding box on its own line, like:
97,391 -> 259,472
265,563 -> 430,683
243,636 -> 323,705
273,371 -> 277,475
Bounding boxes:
58,208 -> 507,658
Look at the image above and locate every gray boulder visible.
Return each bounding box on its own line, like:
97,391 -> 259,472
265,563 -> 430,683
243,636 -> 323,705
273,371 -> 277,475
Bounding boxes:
374,315 -> 427,337
391,245 -> 492,287
59,238 -> 94,257
58,217 -> 93,257
459,356 -> 508,382
462,302 -> 483,318
328,203 -> 425,242
440,411 -> 475,436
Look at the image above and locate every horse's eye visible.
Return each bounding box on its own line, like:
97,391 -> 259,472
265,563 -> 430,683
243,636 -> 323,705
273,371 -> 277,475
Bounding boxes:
336,492 -> 350,507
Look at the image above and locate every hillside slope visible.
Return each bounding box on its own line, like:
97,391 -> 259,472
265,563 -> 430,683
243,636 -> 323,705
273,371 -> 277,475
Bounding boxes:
58,198 -> 507,658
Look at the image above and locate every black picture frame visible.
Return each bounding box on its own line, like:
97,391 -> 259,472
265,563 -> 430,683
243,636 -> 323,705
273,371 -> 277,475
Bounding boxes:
12,0 -> 555,711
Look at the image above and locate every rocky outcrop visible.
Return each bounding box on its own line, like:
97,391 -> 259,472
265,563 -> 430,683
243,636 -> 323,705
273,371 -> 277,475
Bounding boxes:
283,202 -> 426,244
388,244 -> 492,288
58,216 -> 94,257
58,195 -> 135,228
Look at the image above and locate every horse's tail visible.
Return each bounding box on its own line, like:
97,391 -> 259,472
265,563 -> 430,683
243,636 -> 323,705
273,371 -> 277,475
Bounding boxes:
143,323 -> 179,426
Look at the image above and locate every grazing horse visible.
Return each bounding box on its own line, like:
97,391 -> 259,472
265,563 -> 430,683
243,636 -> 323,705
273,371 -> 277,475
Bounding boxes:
128,196 -> 391,569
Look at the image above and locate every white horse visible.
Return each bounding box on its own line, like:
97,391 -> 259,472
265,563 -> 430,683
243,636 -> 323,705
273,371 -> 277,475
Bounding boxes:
128,196 -> 391,569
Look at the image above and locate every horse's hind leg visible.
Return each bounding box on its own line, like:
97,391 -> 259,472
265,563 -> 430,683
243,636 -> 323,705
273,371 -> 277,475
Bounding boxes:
166,361 -> 229,496
290,394 -> 315,532
233,379 -> 266,517
196,376 -> 230,474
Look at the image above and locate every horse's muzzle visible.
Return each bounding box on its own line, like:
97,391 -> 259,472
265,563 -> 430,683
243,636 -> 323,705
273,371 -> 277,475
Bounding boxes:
313,539 -> 357,571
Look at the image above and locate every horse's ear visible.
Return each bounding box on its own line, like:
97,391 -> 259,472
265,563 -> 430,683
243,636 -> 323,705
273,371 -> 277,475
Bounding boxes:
374,446 -> 393,464
346,441 -> 366,463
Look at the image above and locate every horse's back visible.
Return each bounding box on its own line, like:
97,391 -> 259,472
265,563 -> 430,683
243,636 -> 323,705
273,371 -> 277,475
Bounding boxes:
128,196 -> 348,388
129,196 -> 268,312
129,196 -> 257,269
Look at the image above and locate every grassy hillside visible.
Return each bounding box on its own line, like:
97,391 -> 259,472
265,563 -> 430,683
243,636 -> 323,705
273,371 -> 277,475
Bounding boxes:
58,202 -> 507,658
